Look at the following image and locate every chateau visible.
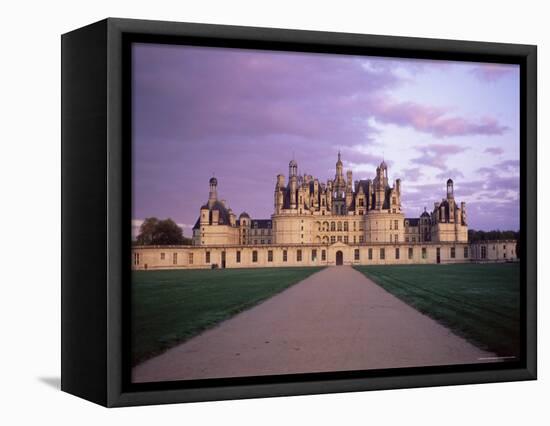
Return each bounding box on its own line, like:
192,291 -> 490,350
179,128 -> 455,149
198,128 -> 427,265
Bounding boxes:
132,154 -> 516,270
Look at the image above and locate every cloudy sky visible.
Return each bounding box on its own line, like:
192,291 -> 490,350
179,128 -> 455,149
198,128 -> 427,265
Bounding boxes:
132,43 -> 520,237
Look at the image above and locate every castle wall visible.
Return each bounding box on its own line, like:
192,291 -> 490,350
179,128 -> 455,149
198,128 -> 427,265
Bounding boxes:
194,224 -> 240,246
432,222 -> 468,243
131,240 -> 517,271
364,211 -> 405,243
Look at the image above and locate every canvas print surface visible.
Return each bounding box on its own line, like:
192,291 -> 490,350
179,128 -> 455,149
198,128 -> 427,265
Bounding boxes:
130,43 -> 520,383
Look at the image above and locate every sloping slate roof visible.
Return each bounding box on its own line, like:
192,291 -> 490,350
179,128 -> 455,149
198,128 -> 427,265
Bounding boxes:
194,200 -> 233,227
405,218 -> 420,226
251,219 -> 272,228
211,200 -> 231,225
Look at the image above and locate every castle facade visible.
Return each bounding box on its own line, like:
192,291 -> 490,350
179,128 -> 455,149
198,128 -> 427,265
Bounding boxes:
132,154 -> 516,270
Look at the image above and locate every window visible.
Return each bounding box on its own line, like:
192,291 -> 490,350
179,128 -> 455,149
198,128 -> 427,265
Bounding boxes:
188,253 -> 193,264
321,249 -> 326,261
464,247 -> 468,258
331,222 -> 336,231
338,222 -> 343,231
331,236 -> 336,243
160,252 -> 165,260
380,248 -> 385,260
412,237 -> 416,243
353,222 -> 357,231
450,247 -> 456,258
392,196 -> 397,205
395,234 -> 398,243
504,252 -> 507,258
173,253 -> 178,265
503,245 -> 506,249
236,251 -> 241,263
337,236 -> 342,242
133,253 -> 140,265
481,246 -> 487,259
206,251 -> 210,263
390,234 -> 393,243
395,248 -> 400,259
353,236 -> 356,243
390,221 -> 393,230
405,237 -> 409,242
261,240 -> 265,244
354,249 -> 360,261
359,236 -> 364,243
268,250 -> 273,262
344,236 -> 348,243
283,250 -> 288,262
394,220 -> 399,230
297,249 -> 302,262
368,248 -> 373,260
312,249 -> 317,261
408,247 -> 413,259
422,247 -> 427,259
344,222 -> 349,231
252,250 -> 258,263
254,239 -> 258,244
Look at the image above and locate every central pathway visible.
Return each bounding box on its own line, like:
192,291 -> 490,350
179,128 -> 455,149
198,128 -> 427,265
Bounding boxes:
133,266 -> 495,383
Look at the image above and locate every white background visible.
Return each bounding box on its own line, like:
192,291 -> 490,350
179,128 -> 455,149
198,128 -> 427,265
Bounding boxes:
0,0 -> 546,424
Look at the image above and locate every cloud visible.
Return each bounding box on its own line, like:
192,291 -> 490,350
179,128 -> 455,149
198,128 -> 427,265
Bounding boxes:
495,159 -> 520,172
411,144 -> 469,170
400,167 -> 423,182
436,168 -> 464,180
371,98 -> 508,138
485,147 -> 504,155
470,64 -> 517,82
132,44 -> 519,231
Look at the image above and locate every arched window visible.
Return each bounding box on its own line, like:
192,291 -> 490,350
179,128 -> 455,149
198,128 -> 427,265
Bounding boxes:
343,222 -> 348,231
337,222 -> 343,231
330,222 -> 336,231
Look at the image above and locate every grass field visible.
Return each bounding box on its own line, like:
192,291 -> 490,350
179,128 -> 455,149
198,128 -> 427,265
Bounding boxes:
132,267 -> 323,365
354,263 -> 521,358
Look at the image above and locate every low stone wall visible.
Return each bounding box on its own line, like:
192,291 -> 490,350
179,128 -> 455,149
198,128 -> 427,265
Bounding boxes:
131,240 -> 517,270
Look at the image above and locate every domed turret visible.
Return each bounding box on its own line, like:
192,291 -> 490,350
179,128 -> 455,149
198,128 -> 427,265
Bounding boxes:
209,176 -> 218,186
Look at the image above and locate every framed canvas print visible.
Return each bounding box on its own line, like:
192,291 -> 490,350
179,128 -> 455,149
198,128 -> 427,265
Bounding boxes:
61,18 -> 537,407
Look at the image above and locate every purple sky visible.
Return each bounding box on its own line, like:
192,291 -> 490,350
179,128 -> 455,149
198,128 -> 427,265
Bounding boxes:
132,43 -> 520,237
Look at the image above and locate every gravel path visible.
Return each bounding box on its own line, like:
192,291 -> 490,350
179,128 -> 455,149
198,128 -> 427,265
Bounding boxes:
133,266 -> 495,383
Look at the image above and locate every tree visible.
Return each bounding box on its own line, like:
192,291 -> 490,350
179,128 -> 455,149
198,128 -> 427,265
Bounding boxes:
136,217 -> 187,245
468,229 -> 520,259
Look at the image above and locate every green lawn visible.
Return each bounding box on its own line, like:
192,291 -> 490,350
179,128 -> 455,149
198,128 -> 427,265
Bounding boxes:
132,267 -> 323,365
354,263 -> 521,358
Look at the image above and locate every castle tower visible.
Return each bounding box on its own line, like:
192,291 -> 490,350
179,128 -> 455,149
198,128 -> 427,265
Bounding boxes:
447,178 -> 454,199
289,159 -> 298,178
208,176 -> 218,207
336,151 -> 343,178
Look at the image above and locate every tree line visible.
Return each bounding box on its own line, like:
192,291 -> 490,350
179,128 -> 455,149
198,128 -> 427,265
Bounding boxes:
135,217 -> 193,246
468,229 -> 519,242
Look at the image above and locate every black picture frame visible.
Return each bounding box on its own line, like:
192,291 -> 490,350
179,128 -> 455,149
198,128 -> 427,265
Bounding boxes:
61,17 -> 537,407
